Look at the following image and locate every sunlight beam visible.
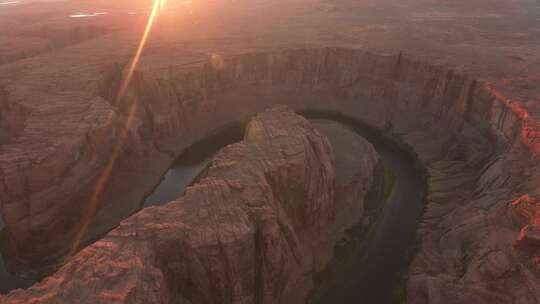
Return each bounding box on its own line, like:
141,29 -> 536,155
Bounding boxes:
67,0 -> 164,261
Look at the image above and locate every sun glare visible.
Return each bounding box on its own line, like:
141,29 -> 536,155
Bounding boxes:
118,0 -> 163,99
67,0 -> 166,261
160,0 -> 167,10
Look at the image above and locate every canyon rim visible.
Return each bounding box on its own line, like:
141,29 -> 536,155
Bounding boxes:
0,0 -> 540,303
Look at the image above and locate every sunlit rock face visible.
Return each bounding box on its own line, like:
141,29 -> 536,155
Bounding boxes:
0,106 -> 370,303
0,48 -> 539,302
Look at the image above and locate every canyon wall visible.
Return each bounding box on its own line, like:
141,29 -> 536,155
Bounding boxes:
1,105 -> 358,303
0,48 -> 539,302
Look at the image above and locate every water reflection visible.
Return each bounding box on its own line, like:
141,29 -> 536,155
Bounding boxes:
143,122 -> 245,208
144,157 -> 213,207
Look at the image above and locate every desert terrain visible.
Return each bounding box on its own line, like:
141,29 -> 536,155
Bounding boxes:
0,0 -> 539,303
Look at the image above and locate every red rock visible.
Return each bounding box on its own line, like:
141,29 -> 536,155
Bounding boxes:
532,257 -> 540,270
515,225 -> 540,252
0,106 -> 378,303
1,46 -> 540,303
310,119 -> 378,239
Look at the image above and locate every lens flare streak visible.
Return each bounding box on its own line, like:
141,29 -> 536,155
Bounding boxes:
68,0 -> 165,259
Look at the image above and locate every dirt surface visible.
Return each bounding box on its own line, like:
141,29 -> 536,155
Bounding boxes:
1,0 -> 539,96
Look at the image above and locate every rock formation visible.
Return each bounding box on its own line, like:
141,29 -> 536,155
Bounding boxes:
0,106 -> 379,303
310,119 -> 378,240
1,48 -> 540,303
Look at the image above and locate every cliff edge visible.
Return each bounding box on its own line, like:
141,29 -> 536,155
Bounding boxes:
0,106 -> 379,304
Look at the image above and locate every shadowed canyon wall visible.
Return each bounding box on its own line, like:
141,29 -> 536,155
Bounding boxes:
0,48 -> 538,303
1,105 -> 377,303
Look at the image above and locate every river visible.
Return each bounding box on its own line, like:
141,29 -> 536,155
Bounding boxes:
142,112 -> 426,303
0,114 -> 425,302
301,112 -> 426,304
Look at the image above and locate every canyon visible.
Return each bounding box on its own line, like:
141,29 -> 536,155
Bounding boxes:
0,47 -> 539,303
0,105 -> 379,303
0,0 -> 539,303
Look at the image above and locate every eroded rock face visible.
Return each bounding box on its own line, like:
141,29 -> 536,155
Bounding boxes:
4,47 -> 488,270
310,119 -> 378,239
0,106 -> 372,303
1,48 -> 540,303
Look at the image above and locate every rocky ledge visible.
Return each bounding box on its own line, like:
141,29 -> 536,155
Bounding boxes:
0,106 -> 377,303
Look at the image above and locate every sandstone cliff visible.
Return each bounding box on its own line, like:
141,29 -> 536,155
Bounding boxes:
0,106 -> 368,303
1,48 -> 540,303
310,119 -> 379,241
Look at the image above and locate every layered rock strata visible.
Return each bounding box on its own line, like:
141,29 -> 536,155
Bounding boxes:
310,119 -> 378,240
1,48 -> 540,302
0,106 -> 378,303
